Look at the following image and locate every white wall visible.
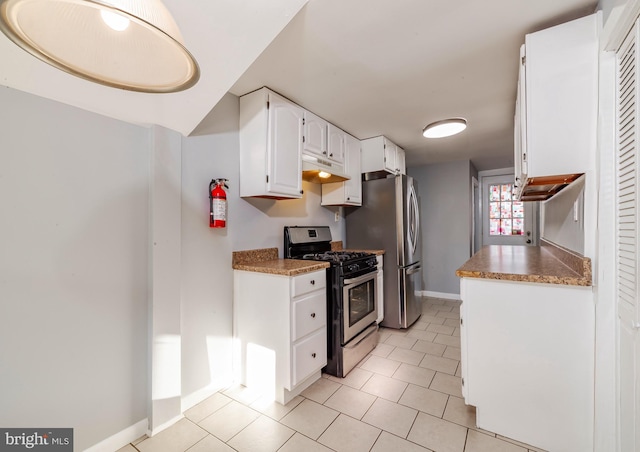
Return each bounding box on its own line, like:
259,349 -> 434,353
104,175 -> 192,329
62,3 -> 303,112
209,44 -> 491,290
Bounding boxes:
0,87 -> 149,450
409,160 -> 476,296
540,176 -> 586,253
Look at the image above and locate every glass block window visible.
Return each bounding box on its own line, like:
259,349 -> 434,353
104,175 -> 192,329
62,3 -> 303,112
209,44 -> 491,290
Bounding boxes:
489,183 -> 525,236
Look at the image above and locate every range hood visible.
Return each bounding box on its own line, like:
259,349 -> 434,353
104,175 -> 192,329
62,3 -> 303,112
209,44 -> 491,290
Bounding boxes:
516,173 -> 583,201
301,154 -> 350,184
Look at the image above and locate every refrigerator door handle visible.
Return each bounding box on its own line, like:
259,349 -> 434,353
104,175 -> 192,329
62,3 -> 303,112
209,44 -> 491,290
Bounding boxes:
406,263 -> 422,275
408,183 -> 420,255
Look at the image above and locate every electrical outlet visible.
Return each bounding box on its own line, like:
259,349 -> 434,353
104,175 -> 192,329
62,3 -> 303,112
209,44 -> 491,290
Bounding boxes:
335,211 -> 340,222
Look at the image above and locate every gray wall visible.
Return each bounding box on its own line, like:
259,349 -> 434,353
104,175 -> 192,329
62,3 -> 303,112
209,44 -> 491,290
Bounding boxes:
0,87 -> 149,449
409,160 -> 476,296
0,87 -> 347,449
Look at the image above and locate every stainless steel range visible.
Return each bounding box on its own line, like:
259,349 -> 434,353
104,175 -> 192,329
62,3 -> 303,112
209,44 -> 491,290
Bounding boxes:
284,226 -> 379,377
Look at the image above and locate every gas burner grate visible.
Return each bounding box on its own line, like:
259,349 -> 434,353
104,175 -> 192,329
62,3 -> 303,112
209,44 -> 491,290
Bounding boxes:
302,251 -> 373,263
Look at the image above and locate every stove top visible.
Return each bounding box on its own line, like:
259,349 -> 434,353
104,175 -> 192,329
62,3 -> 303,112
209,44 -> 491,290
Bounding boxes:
284,226 -> 378,276
301,251 -> 373,263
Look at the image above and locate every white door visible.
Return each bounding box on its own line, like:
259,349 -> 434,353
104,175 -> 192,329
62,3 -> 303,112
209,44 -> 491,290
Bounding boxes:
616,23 -> 640,452
482,174 -> 536,246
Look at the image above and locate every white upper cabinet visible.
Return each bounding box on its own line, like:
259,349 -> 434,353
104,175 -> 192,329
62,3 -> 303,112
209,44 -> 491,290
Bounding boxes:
239,88 -> 303,199
327,124 -> 346,165
514,13 -> 599,201
361,135 -> 406,175
303,110 -> 328,158
321,132 -> 362,206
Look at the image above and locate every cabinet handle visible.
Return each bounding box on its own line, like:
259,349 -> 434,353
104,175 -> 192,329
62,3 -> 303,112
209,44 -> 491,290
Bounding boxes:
311,353 -> 317,358
311,312 -> 316,318
310,280 -> 315,285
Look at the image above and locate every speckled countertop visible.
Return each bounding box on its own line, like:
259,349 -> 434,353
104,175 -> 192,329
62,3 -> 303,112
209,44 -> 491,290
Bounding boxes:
232,247 -> 329,276
456,240 -> 592,286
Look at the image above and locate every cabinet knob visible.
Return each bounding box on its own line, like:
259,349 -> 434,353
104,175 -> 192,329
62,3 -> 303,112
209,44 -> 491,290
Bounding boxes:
310,280 -> 315,285
323,151 -> 327,155
329,153 -> 333,157
310,312 -> 316,318
311,353 -> 317,358
347,197 -> 350,201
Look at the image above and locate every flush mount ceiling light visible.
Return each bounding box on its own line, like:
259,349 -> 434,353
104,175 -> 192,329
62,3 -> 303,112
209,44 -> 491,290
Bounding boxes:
0,0 -> 200,93
422,118 -> 467,138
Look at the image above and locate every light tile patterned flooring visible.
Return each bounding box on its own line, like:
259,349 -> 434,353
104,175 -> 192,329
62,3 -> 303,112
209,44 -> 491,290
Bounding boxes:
120,297 -> 546,452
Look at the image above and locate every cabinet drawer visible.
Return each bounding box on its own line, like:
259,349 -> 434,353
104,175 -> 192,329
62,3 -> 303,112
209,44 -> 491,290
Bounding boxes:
292,291 -> 326,341
292,328 -> 327,386
292,270 -> 326,298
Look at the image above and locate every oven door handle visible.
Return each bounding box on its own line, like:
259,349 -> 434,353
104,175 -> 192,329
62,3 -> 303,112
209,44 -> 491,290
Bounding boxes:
343,272 -> 376,286
344,324 -> 378,349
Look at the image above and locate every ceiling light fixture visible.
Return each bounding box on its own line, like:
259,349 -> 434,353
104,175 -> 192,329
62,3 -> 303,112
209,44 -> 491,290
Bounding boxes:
422,118 -> 467,138
0,0 -> 200,93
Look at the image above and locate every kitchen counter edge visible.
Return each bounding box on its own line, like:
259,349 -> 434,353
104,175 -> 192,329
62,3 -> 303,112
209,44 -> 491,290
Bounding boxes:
232,247 -> 330,276
455,240 -> 592,287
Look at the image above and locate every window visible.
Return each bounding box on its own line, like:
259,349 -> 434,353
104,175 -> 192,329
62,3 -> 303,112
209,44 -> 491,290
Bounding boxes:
488,183 -> 525,236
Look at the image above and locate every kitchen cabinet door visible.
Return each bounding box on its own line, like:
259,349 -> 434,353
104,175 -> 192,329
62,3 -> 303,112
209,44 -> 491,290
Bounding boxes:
321,132 -> 362,206
327,123 -> 346,164
383,138 -> 397,173
239,87 -> 303,199
344,133 -> 362,203
396,146 -> 406,175
303,110 -> 328,158
268,93 -> 304,197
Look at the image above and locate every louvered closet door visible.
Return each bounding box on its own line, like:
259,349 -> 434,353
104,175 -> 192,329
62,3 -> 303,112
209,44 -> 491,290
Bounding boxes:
616,19 -> 640,451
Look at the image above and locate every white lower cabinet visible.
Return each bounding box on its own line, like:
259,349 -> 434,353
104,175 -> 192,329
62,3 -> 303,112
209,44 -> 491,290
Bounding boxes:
234,269 -> 327,404
460,277 -> 594,452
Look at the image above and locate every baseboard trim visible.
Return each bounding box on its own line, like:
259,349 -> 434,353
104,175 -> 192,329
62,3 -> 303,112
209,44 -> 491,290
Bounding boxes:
149,413 -> 185,437
181,382 -> 229,413
84,418 -> 148,452
421,290 -> 461,301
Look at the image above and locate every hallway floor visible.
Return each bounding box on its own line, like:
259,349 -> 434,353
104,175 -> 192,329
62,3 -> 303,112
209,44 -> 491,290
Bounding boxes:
119,297 -> 546,452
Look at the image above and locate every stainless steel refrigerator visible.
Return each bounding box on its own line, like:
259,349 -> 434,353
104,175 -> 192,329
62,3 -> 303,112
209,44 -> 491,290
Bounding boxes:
345,173 -> 422,329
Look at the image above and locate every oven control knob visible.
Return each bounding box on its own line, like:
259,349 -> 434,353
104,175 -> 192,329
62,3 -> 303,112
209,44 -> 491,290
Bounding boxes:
348,264 -> 358,272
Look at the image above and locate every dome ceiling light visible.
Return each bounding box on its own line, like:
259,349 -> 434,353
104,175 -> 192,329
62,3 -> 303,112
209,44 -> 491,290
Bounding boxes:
422,118 -> 467,138
0,0 -> 200,93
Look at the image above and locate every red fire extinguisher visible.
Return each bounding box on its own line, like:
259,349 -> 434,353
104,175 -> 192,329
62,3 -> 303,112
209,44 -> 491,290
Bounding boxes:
209,178 -> 229,228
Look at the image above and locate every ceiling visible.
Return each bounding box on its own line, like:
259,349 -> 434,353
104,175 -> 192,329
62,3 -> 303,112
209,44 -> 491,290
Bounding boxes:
0,0 -> 598,172
0,0 -> 309,136
228,0 -> 599,171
